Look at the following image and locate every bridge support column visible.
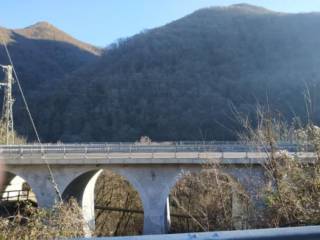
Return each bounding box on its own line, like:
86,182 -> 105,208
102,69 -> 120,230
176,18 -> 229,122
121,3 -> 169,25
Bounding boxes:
115,166 -> 182,235
81,170 -> 102,235
143,198 -> 168,234
11,166 -> 59,208
165,197 -> 171,232
232,184 -> 248,229
224,165 -> 267,227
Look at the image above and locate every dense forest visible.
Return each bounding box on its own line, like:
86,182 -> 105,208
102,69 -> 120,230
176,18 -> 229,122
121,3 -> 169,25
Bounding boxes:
1,4 -> 320,142
0,22 -> 101,140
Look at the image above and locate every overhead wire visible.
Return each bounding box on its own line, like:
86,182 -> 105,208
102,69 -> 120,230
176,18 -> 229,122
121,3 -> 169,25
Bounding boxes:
0,36 -> 63,202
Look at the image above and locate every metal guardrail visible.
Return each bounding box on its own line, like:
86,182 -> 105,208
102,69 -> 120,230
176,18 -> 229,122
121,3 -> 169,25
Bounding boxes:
73,226 -> 320,240
0,142 -> 314,155
0,142 -> 316,166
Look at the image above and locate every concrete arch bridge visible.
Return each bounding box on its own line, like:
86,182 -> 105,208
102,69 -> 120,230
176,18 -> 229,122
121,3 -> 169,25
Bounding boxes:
0,142 -> 314,235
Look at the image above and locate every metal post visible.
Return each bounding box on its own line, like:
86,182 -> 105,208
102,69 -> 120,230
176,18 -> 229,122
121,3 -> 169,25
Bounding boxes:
0,65 -> 15,144
129,145 -> 132,158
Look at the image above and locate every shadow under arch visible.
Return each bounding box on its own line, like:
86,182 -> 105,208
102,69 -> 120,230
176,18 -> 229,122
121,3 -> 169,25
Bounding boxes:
62,169 -> 101,202
62,168 -> 102,235
0,170 -> 38,216
168,167 -> 250,233
94,169 -> 144,237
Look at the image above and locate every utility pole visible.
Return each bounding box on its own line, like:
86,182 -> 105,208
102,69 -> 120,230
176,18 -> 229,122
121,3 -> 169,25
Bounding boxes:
0,65 -> 15,144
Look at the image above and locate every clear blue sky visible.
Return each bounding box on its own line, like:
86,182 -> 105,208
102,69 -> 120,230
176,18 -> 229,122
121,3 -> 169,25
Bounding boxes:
2,0 -> 320,47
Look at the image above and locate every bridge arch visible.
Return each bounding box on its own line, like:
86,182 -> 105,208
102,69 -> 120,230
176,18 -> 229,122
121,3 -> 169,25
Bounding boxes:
61,167 -> 144,237
168,166 -> 251,233
62,168 -> 102,235
94,169 -> 144,236
1,170 -> 38,208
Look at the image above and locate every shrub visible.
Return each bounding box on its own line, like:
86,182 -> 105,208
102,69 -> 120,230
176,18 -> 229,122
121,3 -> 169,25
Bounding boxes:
0,198 -> 84,239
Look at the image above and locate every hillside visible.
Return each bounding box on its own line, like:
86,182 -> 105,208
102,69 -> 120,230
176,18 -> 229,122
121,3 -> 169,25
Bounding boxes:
0,21 -> 101,86
6,4 -> 320,142
1,21 -> 100,54
0,22 -> 101,139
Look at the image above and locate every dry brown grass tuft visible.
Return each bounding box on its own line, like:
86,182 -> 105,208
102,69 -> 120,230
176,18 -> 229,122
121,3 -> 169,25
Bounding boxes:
169,165 -> 249,233
237,106 -> 320,227
0,198 -> 84,240
94,170 -> 144,236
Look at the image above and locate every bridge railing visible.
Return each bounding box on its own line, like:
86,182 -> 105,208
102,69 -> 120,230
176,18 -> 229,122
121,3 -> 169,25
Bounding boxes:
0,142 -> 314,153
0,190 -> 30,202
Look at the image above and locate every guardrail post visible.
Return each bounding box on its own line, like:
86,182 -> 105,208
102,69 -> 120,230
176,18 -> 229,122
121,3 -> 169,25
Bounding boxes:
20,147 -> 23,159
174,143 -> 177,159
41,146 -> 45,159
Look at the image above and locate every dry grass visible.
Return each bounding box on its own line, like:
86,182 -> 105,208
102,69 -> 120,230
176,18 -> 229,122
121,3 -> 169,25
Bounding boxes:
169,165 -> 249,233
236,106 -> 320,227
94,170 -> 144,236
0,198 -> 84,240
260,126 -> 320,227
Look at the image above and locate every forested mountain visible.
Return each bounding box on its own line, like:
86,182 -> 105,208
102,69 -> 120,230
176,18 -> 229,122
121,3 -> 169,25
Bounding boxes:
0,21 -> 101,86
0,22 -> 101,139
3,4 -> 320,142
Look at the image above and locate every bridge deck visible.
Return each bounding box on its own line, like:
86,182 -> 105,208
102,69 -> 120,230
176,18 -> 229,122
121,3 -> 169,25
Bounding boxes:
0,143 -> 315,165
